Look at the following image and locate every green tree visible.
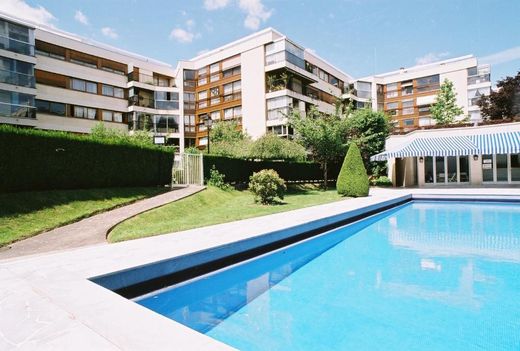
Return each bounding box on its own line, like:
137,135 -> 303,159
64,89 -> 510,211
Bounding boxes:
345,108 -> 391,176
478,71 -> 520,119
288,107 -> 348,189
249,133 -> 307,161
336,143 -> 369,197
430,79 -> 463,125
209,120 -> 247,144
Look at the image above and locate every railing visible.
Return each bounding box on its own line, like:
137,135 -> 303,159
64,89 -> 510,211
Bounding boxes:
155,100 -> 179,110
468,74 -> 490,85
0,102 -> 36,119
128,72 -> 172,87
0,35 -> 34,56
0,68 -> 35,88
129,95 -> 154,108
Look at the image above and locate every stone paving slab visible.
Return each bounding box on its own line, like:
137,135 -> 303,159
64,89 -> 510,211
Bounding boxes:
0,186 -> 205,260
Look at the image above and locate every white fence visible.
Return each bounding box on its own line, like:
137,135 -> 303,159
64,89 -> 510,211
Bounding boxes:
171,153 -> 204,186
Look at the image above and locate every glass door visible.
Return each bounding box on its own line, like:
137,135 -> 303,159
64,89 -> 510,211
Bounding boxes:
459,156 -> 469,183
435,156 -> 445,184
482,154 -> 493,182
496,154 -> 508,182
447,156 -> 457,183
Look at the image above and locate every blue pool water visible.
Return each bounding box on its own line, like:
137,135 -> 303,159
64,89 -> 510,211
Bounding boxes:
136,201 -> 520,350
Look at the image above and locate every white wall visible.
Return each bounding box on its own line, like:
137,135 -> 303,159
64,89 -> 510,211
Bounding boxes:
241,46 -> 266,139
441,69 -> 468,118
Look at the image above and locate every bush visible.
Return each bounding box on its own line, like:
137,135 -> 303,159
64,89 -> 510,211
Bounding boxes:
337,143 -> 369,197
249,133 -> 307,161
248,169 -> 287,204
207,165 -> 230,190
371,176 -> 393,187
0,125 -> 172,193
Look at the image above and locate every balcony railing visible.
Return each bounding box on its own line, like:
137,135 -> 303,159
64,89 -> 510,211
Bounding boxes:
0,101 -> 36,119
0,35 -> 34,56
0,69 -> 35,88
129,95 -> 154,108
155,100 -> 179,110
468,74 -> 490,85
128,72 -> 172,87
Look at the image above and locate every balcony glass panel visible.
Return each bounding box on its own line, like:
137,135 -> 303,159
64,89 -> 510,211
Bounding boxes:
0,69 -> 35,88
467,74 -> 490,85
0,35 -> 34,56
0,101 -> 35,118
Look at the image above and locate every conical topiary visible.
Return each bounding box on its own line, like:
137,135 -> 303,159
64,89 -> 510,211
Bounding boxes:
337,143 -> 369,197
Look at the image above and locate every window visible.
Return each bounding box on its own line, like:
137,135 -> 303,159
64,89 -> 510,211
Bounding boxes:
198,67 -> 207,76
386,83 -> 398,98
70,58 -> 97,69
73,106 -> 96,119
222,66 -> 241,78
402,100 -> 414,115
113,112 -> 123,122
101,110 -> 123,122
35,99 -> 65,116
224,106 -> 241,119
403,119 -> 414,126
210,110 -> 220,120
198,91 -> 207,100
210,63 -> 219,74
386,102 -> 398,109
416,74 -> 440,92
210,74 -> 219,82
102,110 -> 113,121
71,78 -> 97,93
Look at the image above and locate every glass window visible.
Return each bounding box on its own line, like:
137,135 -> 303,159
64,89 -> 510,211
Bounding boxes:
210,87 -> 219,96
210,74 -> 219,82
198,91 -> 207,100
447,156 -> 457,183
102,110 -> 112,121
198,67 -> 207,76
386,102 -> 398,109
198,77 -> 207,86
102,85 -> 113,96
210,110 -> 220,120
86,82 -> 97,94
113,112 -> 123,123
114,87 -> 124,98
403,119 -> 414,126
210,63 -> 219,73
234,106 -> 242,117
71,79 -> 85,91
224,108 -> 233,119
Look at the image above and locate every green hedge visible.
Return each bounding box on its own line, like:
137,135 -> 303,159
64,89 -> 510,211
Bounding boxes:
203,154 -> 341,183
0,126 -> 173,193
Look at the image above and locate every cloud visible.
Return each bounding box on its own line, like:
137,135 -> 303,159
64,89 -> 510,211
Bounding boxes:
204,0 -> 230,10
238,0 -> 272,30
74,10 -> 88,25
415,52 -> 450,65
101,27 -> 118,39
0,0 -> 56,26
186,19 -> 195,28
169,28 -> 195,43
480,46 -> 520,66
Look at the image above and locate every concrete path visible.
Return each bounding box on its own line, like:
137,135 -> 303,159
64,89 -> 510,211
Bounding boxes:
0,185 -> 205,260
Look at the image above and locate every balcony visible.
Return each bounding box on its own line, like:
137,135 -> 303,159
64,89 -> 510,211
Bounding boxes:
0,35 -> 34,56
155,100 -> 179,110
0,68 -> 35,88
0,101 -> 36,119
129,95 -> 154,109
127,72 -> 172,87
468,74 -> 490,85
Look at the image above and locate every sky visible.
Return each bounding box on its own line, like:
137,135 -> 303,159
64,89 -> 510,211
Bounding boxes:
1,0 -> 519,84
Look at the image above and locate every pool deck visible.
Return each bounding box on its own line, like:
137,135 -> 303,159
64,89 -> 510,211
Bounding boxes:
2,187 -> 520,350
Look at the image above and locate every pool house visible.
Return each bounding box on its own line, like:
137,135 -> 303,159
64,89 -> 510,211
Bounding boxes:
373,122 -> 520,187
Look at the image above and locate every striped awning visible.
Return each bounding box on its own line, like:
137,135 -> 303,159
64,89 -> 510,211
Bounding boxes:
370,131 -> 520,161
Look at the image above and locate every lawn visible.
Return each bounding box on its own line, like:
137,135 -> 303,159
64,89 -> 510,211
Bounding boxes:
0,187 -> 167,247
108,185 -> 345,243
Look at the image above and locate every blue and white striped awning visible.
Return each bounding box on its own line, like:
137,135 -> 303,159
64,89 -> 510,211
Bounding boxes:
370,131 -> 520,161
470,132 -> 520,155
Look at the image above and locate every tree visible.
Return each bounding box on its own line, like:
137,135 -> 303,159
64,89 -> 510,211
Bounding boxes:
336,143 -> 369,197
478,71 -> 520,119
288,107 -> 348,189
345,108 -> 391,176
249,133 -> 307,161
430,79 -> 463,125
209,120 -> 247,143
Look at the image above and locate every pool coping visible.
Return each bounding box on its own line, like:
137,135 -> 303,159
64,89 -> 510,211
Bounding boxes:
1,189 -> 520,350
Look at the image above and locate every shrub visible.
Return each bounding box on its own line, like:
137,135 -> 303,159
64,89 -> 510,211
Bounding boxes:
207,165 -> 230,190
372,176 -> 393,187
249,133 -> 307,161
248,169 -> 286,205
337,143 -> 369,197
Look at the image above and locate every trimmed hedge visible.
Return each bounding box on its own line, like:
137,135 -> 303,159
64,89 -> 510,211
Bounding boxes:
203,154 -> 341,183
0,126 -> 173,193
337,143 -> 369,197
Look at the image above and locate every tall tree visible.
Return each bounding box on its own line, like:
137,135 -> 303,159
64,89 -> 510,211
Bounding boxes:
345,108 -> 391,176
478,71 -> 520,119
430,79 -> 464,125
288,107 -> 348,189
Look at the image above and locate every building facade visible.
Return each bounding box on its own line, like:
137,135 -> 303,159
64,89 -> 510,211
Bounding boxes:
177,28 -> 352,147
0,14 -> 183,147
346,55 -> 491,132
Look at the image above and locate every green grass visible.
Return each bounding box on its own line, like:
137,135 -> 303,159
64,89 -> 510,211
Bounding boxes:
108,185 -> 345,243
0,187 -> 167,247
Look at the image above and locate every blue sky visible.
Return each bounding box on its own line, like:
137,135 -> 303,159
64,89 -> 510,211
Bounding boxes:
1,0 -> 519,83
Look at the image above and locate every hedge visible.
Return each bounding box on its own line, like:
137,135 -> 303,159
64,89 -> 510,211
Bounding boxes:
203,154 -> 341,184
0,126 -> 173,193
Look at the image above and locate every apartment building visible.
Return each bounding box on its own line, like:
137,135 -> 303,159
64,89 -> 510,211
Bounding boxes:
0,14 -> 183,147
177,28 -> 352,147
345,55 -> 491,131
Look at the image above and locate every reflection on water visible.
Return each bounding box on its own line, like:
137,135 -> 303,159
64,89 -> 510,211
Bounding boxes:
136,201 -> 520,351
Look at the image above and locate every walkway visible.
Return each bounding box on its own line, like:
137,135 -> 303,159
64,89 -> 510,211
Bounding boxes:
0,185 -> 205,260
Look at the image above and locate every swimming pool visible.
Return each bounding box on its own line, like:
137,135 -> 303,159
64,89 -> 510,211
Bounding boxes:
135,201 -> 520,350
